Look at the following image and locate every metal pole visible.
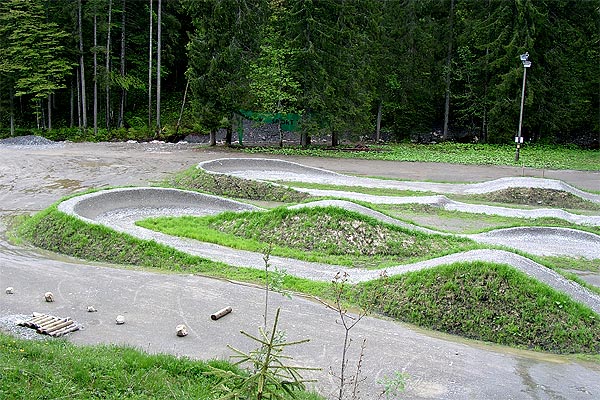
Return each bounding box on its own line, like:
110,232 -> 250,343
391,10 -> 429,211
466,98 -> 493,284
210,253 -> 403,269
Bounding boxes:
515,65 -> 528,162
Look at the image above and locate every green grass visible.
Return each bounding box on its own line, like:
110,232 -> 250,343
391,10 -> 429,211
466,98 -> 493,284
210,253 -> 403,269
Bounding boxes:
162,166 -> 309,203
15,205 -> 331,297
540,256 -> 600,273
282,181 -> 435,197
284,181 -> 600,212
0,333 -> 322,400
240,143 -> 600,171
136,206 -> 480,269
356,261 -> 600,354
373,203 -> 600,235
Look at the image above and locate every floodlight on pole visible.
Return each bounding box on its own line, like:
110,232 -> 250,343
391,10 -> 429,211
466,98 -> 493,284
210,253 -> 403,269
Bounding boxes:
515,52 -> 531,162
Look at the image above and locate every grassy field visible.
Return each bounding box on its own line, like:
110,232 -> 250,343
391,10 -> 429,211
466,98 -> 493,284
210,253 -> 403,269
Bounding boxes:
0,333 -> 321,400
240,143 -> 600,171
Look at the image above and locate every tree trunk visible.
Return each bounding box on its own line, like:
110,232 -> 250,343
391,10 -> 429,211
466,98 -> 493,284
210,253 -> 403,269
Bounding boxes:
331,127 -> 338,147
301,132 -> 311,147
209,129 -> 216,146
78,0 -> 87,129
442,0 -> 455,141
225,125 -> 232,146
105,0 -> 113,130
76,67 -> 82,128
118,0 -> 126,128
9,86 -> 15,136
70,77 -> 74,128
175,79 -> 189,137
156,0 -> 162,135
375,100 -> 382,142
278,122 -> 283,148
47,95 -> 52,131
93,9 -> 98,135
148,0 -> 153,131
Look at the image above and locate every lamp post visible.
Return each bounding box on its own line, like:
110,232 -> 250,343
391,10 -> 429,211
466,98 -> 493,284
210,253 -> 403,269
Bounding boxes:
515,52 -> 531,162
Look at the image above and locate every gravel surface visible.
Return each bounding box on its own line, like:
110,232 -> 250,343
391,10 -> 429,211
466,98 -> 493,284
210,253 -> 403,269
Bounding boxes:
0,314 -> 49,341
0,135 -> 64,149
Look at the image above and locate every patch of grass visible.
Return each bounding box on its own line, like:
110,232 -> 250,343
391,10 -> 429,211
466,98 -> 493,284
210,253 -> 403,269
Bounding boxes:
284,182 -> 600,212
240,143 -> 600,171
540,256 -> 600,273
374,203 -> 600,235
163,166 -> 309,203
453,188 -> 600,212
0,333 -> 322,399
356,261 -> 600,354
281,181 -> 434,197
137,206 -> 480,269
15,205 -> 329,297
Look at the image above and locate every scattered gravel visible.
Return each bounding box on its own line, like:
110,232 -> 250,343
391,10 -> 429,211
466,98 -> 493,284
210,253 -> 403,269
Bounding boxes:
0,314 -> 48,340
0,135 -> 64,149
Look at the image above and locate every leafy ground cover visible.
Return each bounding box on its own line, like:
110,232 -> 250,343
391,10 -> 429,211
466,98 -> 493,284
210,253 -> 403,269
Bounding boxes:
356,261 -> 600,354
240,143 -> 600,171
0,333 -> 321,400
137,207 -> 480,269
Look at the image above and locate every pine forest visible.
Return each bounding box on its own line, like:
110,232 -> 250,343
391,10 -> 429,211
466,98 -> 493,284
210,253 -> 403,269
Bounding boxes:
0,0 -> 598,147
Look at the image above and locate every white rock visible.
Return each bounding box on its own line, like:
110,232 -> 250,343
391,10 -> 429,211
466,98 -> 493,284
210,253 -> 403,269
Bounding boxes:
176,324 -> 188,337
87,305 -> 97,312
44,292 -> 54,302
5,287 -> 14,294
115,315 -> 125,325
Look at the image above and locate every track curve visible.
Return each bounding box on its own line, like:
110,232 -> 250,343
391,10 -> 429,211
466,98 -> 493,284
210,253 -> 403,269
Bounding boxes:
57,185 -> 600,314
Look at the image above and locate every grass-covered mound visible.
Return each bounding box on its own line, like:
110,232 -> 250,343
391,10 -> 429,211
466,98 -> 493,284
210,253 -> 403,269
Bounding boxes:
15,205 -> 288,286
357,261 -> 600,354
163,166 -> 309,203
0,333 -> 322,399
461,188 -> 600,211
15,205 -> 328,295
137,206 -> 480,268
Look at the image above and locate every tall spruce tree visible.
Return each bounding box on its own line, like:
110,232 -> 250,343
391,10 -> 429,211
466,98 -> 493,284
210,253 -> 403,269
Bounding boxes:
0,0 -> 71,134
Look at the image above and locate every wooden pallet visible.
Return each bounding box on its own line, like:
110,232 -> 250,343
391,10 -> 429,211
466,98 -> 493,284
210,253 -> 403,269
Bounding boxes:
18,313 -> 80,337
